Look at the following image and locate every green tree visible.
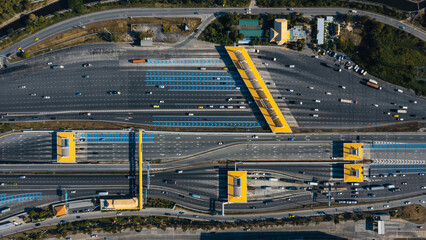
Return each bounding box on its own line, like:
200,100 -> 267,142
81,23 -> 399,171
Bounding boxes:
138,31 -> 148,41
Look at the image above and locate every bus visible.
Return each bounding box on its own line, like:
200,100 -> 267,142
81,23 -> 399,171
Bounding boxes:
190,193 -> 201,198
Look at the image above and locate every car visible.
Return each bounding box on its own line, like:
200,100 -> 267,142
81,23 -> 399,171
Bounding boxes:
383,205 -> 389,208
278,96 -> 285,99
82,63 -> 91,67
159,100 -> 164,103
307,86 -> 314,89
418,226 -> 424,229
421,186 -> 426,189
30,93 -> 37,97
262,62 -> 269,66
287,89 -> 294,92
288,138 -> 294,141
313,108 -> 319,111
72,210 -> 78,213
285,198 -> 291,201
107,91 -> 121,95
116,212 -> 122,216
396,89 -> 403,93
161,191 -> 167,194
75,92 -> 82,96
193,215 -> 199,218
312,114 -> 318,117
70,190 -> 76,194
146,91 -> 152,95
91,235 -> 98,238
35,223 -> 41,226
153,105 -> 160,108
243,228 -> 251,231
60,220 -> 66,224
176,170 -> 183,173
209,105 -> 214,108
419,200 -> 425,203
82,75 -> 89,78
401,182 -> 407,185
19,175 -> 26,179
252,135 -> 258,139
198,106 -> 204,109
419,173 -> 425,176
250,206 -> 256,209
18,85 -> 26,89
219,105 -> 225,108
218,142 -> 223,145
314,100 -> 321,103
289,214 -> 295,218
404,201 -> 411,205
194,12 -> 200,14
227,98 -> 233,101
17,47 -> 22,51
325,92 -> 331,95
373,104 -> 379,107
47,62 -> 52,65
399,26 -> 405,29
389,173 -> 396,177
368,194 -> 375,197
337,192 -> 343,195
340,86 -> 346,89
34,37 -> 39,41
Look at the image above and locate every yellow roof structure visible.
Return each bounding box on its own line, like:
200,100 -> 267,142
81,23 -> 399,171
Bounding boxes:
101,198 -> 139,210
228,171 -> 247,203
344,164 -> 364,182
57,132 -> 75,163
225,47 -> 292,133
269,19 -> 290,45
54,205 -> 67,217
343,143 -> 363,160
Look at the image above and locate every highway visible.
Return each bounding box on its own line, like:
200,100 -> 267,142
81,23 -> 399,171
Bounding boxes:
1,163 -> 425,216
1,131 -> 426,164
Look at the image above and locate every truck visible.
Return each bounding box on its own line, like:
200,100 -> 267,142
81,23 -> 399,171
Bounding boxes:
130,59 -> 146,63
397,110 -> 407,114
307,181 -> 319,186
384,184 -> 395,189
97,191 -> 109,196
366,81 -> 382,90
246,49 -> 259,53
0,207 -> 11,214
339,99 -> 358,104
51,65 -> 64,69
367,186 -> 385,191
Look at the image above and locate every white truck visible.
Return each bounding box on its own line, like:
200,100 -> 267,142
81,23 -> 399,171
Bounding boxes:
339,99 -> 358,104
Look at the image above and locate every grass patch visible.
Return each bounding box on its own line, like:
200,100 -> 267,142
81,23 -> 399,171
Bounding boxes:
392,204 -> 426,224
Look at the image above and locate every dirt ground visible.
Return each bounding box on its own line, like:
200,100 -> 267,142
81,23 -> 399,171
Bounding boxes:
392,204 -> 426,224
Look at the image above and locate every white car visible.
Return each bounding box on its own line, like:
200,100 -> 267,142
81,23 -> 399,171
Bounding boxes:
313,109 -> 319,112
307,86 -> 314,89
314,100 -> 321,103
419,200 -> 425,203
18,85 -> 26,89
325,92 -> 331,95
312,114 -> 319,117
373,104 -> 379,107
367,206 -> 374,210
47,62 -> 52,65
340,86 -> 346,89
262,62 -> 269,66
383,205 -> 389,208
42,96 -> 50,99
404,201 -> 411,205
252,135 -> 258,139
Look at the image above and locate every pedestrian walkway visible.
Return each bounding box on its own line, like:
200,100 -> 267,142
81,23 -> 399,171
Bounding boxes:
153,116 -> 261,128
365,143 -> 426,149
0,193 -> 42,206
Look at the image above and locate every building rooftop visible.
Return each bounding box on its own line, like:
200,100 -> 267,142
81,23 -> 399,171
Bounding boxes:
317,18 -> 325,45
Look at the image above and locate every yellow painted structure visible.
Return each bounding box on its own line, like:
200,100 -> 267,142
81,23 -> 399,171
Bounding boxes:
57,132 -> 75,163
334,24 -> 340,35
344,164 -> 364,182
227,171 -> 247,203
343,143 -> 363,160
270,19 -> 290,45
54,205 -> 67,217
101,198 -> 139,210
138,130 -> 143,210
225,47 -> 292,133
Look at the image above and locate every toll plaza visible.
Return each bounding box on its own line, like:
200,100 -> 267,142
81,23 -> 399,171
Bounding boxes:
227,171 -> 247,203
225,46 -> 292,133
56,132 -> 76,163
344,164 -> 364,182
343,143 -> 363,161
